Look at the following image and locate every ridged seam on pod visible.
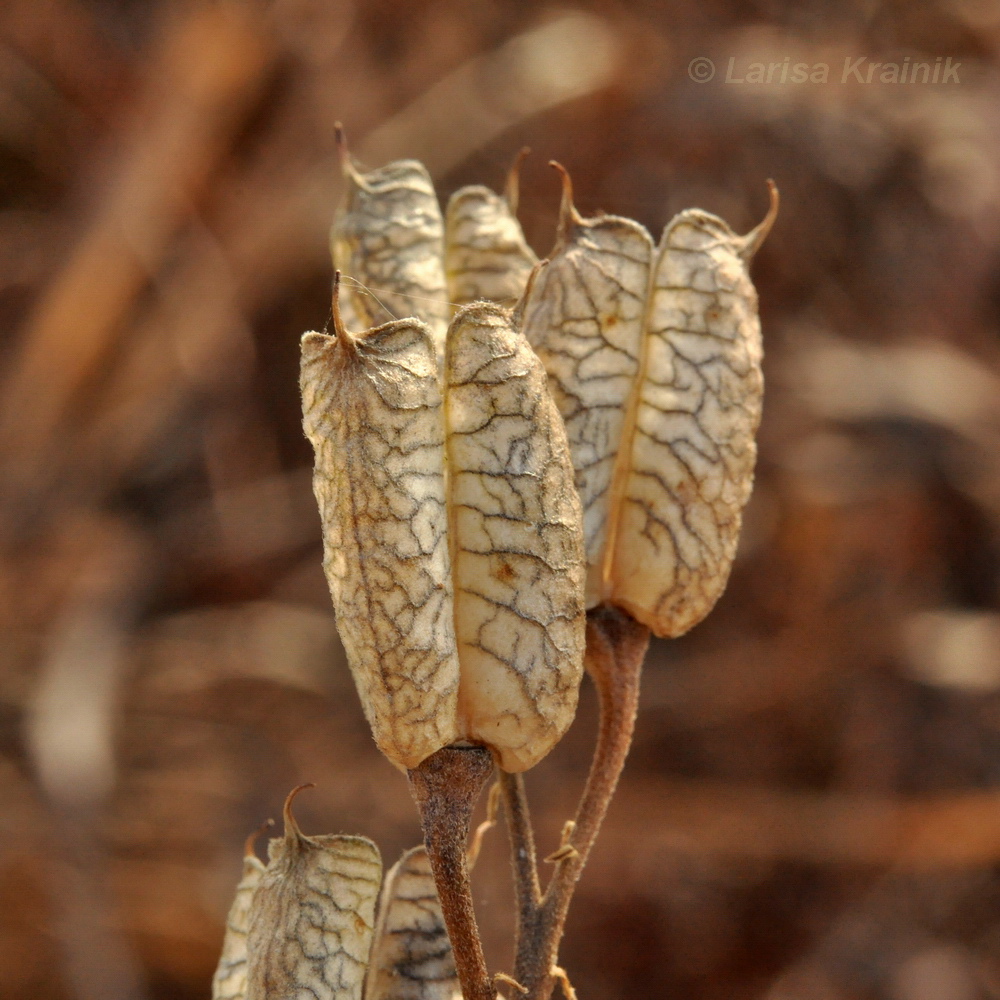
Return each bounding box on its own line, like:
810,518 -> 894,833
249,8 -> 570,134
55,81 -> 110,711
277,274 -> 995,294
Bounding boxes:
445,148 -> 538,310
245,786 -> 382,1000
519,164 -> 653,606
301,274 -> 586,772
523,164 -> 778,638
331,125 -> 450,350
212,825 -> 269,1000
364,846 -> 461,1000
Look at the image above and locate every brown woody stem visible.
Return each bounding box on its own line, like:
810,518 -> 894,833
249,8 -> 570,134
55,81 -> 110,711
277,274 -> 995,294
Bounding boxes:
509,606 -> 649,1000
500,770 -> 542,954
408,746 -> 498,1000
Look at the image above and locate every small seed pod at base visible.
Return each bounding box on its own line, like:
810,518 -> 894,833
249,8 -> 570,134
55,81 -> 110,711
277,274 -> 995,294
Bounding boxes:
212,827 -> 268,1000
444,148 -> 537,309
245,787 -> 382,1000
523,164 -> 778,638
331,125 -> 450,350
364,846 -> 461,1000
301,277 -> 585,772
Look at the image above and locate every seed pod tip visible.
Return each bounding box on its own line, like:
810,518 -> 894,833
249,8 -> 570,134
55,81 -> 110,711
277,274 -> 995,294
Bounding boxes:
282,783 -> 315,847
504,146 -> 531,215
510,257 -> 548,329
549,161 -> 582,236
330,270 -> 357,351
244,817 -> 274,860
739,179 -> 780,261
334,122 -> 355,177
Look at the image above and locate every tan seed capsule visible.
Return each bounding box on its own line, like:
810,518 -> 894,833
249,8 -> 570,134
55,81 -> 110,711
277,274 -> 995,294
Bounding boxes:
446,300 -> 586,772
245,787 -> 382,1000
364,846 -> 461,1000
520,165 -> 652,608
523,165 -> 778,637
331,126 -> 450,348
302,300 -> 458,770
212,827 -> 268,1000
445,149 -> 537,309
301,278 -> 586,772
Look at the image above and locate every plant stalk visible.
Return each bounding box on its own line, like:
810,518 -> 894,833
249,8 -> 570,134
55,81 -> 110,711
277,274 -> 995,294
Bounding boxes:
408,746 -> 498,1000
506,606 -> 649,1000
499,769 -> 542,953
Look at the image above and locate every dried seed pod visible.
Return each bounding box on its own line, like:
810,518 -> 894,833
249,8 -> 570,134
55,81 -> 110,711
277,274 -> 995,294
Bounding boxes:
524,165 -> 778,637
446,300 -> 586,772
332,126 -> 449,347
302,299 -> 459,770
212,828 -> 268,1000
301,279 -> 585,772
520,165 -> 653,607
445,149 -> 537,309
364,846 -> 460,1000
246,787 -> 382,1000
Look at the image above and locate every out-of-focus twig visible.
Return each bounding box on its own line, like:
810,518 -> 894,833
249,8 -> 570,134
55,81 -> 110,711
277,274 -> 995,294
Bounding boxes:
0,3 -> 273,522
589,779 -> 1000,870
25,516 -> 151,1000
357,12 -> 621,176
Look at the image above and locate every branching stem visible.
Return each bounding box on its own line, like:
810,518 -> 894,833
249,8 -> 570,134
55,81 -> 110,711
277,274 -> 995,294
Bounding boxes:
499,769 -> 542,945
504,606 -> 649,1000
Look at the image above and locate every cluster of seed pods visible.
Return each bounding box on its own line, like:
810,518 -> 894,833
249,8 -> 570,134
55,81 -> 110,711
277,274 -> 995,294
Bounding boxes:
212,787 -> 463,1000
215,137 -> 776,1000
301,132 -> 776,774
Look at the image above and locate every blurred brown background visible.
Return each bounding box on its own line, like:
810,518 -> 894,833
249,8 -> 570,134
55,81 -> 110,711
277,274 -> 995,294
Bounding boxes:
3,1 -> 1000,998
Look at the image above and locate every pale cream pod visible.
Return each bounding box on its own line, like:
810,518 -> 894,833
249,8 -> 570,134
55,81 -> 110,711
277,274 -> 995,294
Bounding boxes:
301,279 -> 586,772
245,788 -> 382,1000
301,297 -> 458,770
364,846 -> 461,1000
523,165 -> 778,638
212,831 -> 266,1000
331,127 -> 450,350
444,149 -> 537,310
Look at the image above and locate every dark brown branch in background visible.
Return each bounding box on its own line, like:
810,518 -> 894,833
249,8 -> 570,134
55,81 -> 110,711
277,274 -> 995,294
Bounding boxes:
505,606 -> 649,1000
408,746 -> 498,1000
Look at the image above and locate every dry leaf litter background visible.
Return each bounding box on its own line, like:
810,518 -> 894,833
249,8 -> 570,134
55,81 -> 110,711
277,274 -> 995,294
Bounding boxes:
2,1 -> 1000,999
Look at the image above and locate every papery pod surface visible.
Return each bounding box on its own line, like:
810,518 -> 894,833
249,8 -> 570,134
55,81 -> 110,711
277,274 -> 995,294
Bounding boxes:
523,167 -> 777,638
245,788 -> 382,1000
331,129 -> 450,348
364,846 -> 461,1000
301,309 -> 459,770
301,284 -> 585,772
445,151 -> 537,309
212,835 -> 266,1000
446,300 -> 585,772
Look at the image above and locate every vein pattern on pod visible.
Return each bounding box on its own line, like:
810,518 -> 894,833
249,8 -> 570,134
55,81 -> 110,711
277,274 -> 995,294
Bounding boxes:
302,296 -> 458,770
332,126 -> 450,348
245,787 -> 382,1000
524,164 -> 778,637
445,149 -> 537,310
520,164 -> 652,606
302,281 -> 585,772
445,300 -> 586,773
212,829 -> 267,1000
365,846 -> 461,1000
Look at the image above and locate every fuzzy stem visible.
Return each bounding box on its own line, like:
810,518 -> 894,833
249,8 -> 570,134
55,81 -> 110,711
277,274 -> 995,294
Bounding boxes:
408,746 -> 498,1000
500,770 -> 542,961
511,606 -> 649,1000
